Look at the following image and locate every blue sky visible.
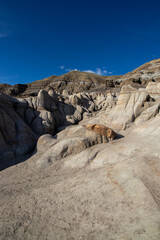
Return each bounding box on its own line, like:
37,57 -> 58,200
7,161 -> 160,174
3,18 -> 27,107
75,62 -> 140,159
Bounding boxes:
0,0 -> 160,85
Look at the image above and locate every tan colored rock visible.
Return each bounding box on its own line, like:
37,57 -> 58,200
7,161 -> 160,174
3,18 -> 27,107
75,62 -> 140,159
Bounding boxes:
1,115 -> 160,239
106,85 -> 148,129
121,58 -> 160,87
0,93 -> 38,167
146,82 -> 160,101
84,124 -> 116,141
135,104 -> 159,126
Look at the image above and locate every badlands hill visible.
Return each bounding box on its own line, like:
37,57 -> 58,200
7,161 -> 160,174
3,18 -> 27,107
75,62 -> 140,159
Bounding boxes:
120,58 -> 160,87
1,58 -> 160,98
0,71 -> 121,97
0,59 -> 160,240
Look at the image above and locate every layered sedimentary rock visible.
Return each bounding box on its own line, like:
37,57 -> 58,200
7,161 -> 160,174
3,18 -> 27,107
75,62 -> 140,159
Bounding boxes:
0,71 -> 122,97
1,110 -> 160,240
146,82 -> 160,100
0,93 -> 37,163
0,89 -> 116,165
1,58 -> 160,100
1,68 -> 160,239
104,85 -> 156,129
0,77 -> 160,170
120,58 -> 160,87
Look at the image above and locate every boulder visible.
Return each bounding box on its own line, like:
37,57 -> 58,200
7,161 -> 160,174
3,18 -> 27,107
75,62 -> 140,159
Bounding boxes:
36,124 -> 112,166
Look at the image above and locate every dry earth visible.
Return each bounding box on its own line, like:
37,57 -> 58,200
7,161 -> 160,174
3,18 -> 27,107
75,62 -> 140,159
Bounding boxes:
0,115 -> 160,240
1,59 -> 160,240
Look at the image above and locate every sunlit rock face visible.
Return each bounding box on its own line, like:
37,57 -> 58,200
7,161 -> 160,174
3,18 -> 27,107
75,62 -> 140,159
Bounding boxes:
1,60 -> 160,240
120,58 -> 160,87
146,82 -> 160,101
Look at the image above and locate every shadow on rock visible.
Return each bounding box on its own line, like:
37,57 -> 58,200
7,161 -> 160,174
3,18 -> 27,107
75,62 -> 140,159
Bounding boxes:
115,133 -> 124,139
0,90 -> 95,170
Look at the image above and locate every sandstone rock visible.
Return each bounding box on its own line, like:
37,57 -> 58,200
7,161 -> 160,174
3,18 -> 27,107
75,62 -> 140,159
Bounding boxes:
105,91 -> 117,108
146,82 -> 160,101
83,112 -> 91,119
62,89 -> 70,96
2,61 -> 160,240
36,137 -> 91,166
105,85 -> 149,129
84,124 -> 116,141
36,124 -> 112,167
69,94 -> 79,105
135,104 -> 160,126
120,58 -> 160,87
45,71 -> 118,94
73,110 -> 82,122
0,93 -> 38,164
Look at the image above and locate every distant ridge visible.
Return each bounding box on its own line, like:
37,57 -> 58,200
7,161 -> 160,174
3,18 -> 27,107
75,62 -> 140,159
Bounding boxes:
1,58 -> 160,97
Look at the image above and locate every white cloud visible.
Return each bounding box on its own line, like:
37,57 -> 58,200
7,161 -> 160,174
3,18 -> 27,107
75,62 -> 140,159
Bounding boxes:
96,68 -> 103,75
70,69 -> 79,71
60,66 -> 79,72
66,68 -> 79,72
60,65 -> 65,69
59,66 -> 113,75
84,70 -> 96,74
84,68 -> 112,75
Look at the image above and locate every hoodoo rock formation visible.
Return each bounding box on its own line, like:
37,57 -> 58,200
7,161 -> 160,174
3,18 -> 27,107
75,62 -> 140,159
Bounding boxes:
1,59 -> 160,240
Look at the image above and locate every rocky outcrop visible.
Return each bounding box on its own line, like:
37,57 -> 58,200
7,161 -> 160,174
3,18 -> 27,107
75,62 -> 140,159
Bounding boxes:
2,112 -> 160,240
146,82 -> 160,101
135,104 -> 160,126
1,89 -> 117,165
0,93 -> 38,165
1,79 -> 160,167
2,60 -> 160,240
1,59 -> 160,99
45,71 -> 121,94
36,124 -> 113,166
87,84 -> 159,130
120,58 -> 160,87
0,71 -> 122,98
84,124 -> 116,141
104,85 -> 149,129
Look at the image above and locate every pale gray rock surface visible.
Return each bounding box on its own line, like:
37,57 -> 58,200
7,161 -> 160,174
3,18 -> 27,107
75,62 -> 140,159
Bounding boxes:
105,85 -> 149,129
1,73 -> 160,239
1,116 -> 160,240
146,82 -> 160,101
0,90 -> 102,165
120,58 -> 160,87
135,104 -> 159,126
0,93 -> 38,166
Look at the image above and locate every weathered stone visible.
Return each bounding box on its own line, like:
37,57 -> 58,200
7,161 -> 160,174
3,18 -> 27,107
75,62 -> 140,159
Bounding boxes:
105,85 -> 148,129
135,104 -> 160,126
146,82 -> 160,101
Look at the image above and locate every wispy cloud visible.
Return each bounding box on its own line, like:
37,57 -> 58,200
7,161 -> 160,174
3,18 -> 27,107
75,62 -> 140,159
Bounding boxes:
66,68 -> 79,72
84,68 -> 112,75
59,66 -> 79,72
59,66 -> 113,75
